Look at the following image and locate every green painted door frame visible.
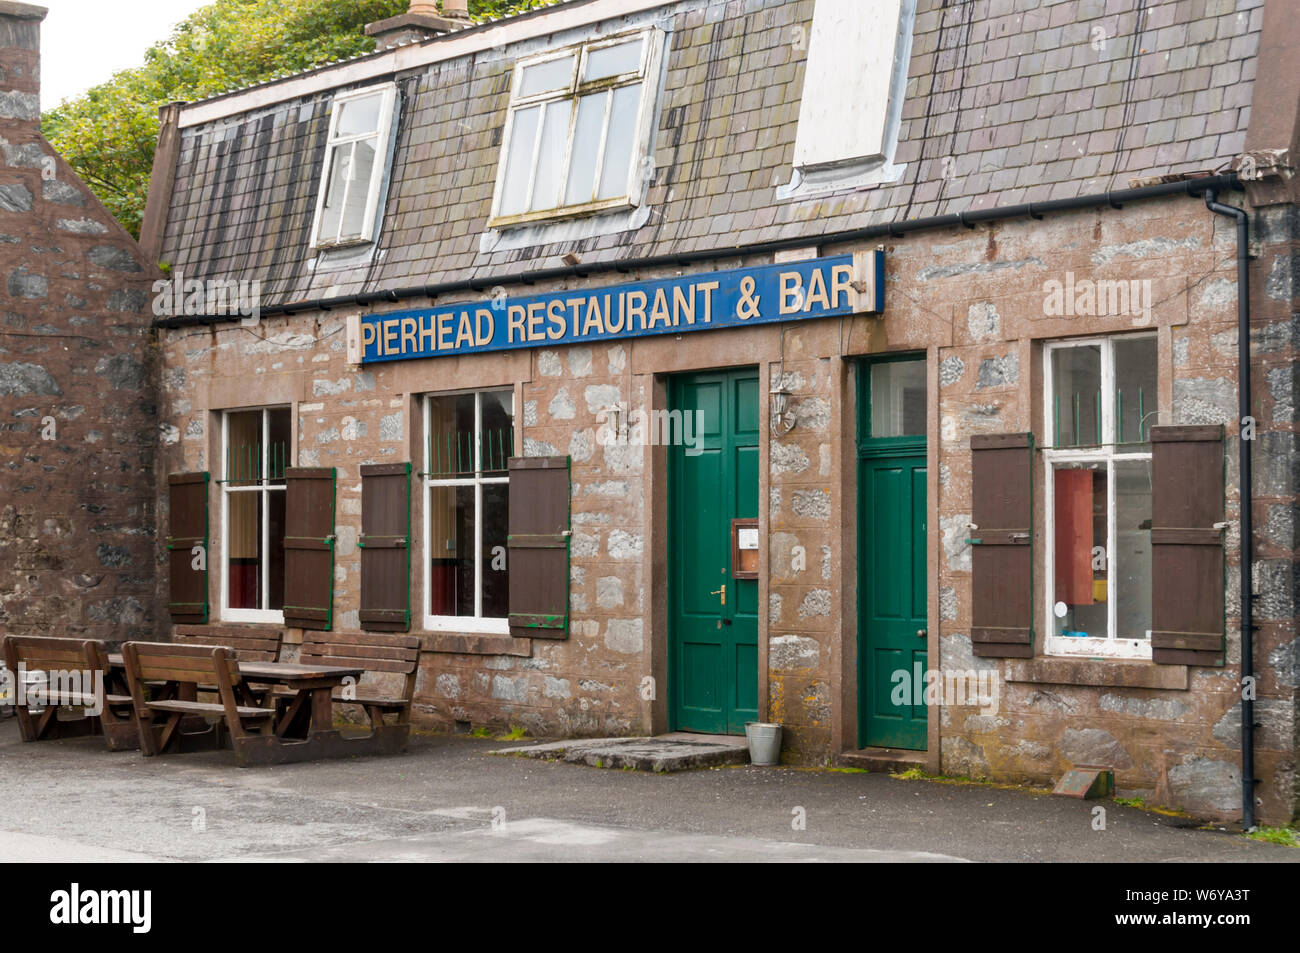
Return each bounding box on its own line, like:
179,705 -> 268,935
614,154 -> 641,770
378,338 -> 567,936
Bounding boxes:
668,368 -> 760,734
857,356 -> 929,750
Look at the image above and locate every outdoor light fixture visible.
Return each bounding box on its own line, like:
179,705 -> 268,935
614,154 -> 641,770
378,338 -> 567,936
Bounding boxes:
603,404 -> 625,440
770,386 -> 796,436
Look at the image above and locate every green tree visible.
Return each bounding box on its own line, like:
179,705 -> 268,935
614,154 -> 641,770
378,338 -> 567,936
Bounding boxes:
43,0 -> 559,238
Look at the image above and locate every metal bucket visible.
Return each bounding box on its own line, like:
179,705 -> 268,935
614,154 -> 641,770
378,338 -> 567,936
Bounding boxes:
745,722 -> 782,765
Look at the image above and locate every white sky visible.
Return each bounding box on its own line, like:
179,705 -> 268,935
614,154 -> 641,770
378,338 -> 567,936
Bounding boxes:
40,0 -> 214,109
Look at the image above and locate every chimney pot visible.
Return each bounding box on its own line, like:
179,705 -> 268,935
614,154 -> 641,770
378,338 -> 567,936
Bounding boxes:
364,0 -> 470,50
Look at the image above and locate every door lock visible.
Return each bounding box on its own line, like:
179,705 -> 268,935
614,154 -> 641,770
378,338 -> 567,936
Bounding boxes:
710,585 -> 727,606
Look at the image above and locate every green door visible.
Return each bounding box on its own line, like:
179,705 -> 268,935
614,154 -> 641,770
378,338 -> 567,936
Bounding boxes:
669,368 -> 759,734
858,358 -> 929,750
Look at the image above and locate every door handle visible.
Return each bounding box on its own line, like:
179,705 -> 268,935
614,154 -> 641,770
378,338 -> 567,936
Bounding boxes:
916,629 -> 926,638
710,585 -> 727,606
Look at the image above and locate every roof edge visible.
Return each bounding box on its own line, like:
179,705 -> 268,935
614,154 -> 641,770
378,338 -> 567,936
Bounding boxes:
177,0 -> 671,129
153,174 -> 1245,330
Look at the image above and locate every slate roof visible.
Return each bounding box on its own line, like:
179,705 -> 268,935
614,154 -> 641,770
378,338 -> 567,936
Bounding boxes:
157,0 -> 1262,308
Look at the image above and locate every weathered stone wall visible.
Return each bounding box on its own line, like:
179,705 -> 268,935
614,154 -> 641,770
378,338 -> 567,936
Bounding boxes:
157,317 -> 662,739
144,0 -> 1293,826
426,344 -> 653,736
901,196 -> 1296,825
0,6 -> 159,647
157,189 -> 1297,826
1244,202 -> 1300,825
767,349 -> 838,762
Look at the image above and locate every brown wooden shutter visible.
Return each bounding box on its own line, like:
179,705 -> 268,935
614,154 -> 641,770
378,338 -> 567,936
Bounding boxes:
507,456 -> 570,639
970,433 -> 1035,658
167,472 -> 209,625
283,467 -> 336,631
1151,425 -> 1225,666
359,462 -> 411,632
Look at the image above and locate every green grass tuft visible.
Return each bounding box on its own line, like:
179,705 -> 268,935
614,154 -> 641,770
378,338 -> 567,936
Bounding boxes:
1247,826 -> 1299,847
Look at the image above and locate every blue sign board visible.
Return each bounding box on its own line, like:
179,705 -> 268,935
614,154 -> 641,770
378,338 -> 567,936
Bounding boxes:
349,252 -> 883,365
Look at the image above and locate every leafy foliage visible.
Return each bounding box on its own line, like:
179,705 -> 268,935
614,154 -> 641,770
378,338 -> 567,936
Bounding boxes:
42,0 -> 560,237
1247,826 -> 1299,848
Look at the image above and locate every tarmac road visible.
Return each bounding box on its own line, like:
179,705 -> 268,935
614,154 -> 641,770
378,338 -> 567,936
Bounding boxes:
0,723 -> 1294,863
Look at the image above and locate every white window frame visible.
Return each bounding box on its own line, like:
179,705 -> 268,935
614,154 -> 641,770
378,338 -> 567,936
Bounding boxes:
309,84 -> 398,249
220,406 -> 290,624
1042,334 -> 1158,660
422,391 -> 512,635
488,29 -> 662,227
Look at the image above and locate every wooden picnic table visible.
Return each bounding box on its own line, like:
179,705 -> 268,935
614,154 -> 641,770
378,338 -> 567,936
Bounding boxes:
108,654 -> 364,744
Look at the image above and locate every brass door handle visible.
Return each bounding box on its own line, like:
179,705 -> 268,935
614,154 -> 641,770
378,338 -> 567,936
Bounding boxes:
917,629 -> 927,638
710,585 -> 727,606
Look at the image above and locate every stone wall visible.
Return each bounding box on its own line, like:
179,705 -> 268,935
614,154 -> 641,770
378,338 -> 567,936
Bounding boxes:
908,196 -> 1295,825
0,4 -> 159,647
156,189 -> 1297,825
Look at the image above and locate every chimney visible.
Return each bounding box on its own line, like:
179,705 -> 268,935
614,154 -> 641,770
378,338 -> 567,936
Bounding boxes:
0,2 -> 47,129
365,0 -> 471,52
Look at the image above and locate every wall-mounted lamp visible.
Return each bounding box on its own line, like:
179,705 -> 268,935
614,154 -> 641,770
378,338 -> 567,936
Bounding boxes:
600,404 -> 626,442
770,386 -> 796,436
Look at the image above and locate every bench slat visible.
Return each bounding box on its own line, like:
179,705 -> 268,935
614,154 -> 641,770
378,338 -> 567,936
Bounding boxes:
308,632 -> 419,649
274,689 -> 408,708
301,642 -> 418,663
299,654 -> 416,674
147,700 -> 274,718
343,696 -> 410,709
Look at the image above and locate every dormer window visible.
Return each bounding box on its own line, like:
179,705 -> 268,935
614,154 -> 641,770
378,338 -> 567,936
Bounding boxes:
779,0 -> 916,199
489,30 -> 662,227
310,85 -> 398,249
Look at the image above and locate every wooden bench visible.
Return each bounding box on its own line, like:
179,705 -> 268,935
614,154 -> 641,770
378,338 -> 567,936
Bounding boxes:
1,635 -> 138,751
120,642 -> 275,757
171,627 -> 283,661
294,632 -> 420,752
171,627 -> 283,702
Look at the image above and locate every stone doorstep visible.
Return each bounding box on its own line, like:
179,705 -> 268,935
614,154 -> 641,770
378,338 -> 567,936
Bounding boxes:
492,733 -> 750,773
837,748 -> 927,774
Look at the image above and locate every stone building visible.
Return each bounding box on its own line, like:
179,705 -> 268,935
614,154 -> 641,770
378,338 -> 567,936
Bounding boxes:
0,3 -> 158,646
141,0 -> 1298,825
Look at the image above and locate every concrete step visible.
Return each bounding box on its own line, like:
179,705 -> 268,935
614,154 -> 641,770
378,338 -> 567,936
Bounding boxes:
493,733 -> 750,773
837,748 -> 926,774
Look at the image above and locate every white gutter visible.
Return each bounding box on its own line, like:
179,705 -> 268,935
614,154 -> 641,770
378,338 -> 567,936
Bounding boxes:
178,0 -> 675,129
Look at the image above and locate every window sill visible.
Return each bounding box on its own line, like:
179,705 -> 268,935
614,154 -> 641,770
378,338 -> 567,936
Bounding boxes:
1004,657 -> 1188,691
221,610 -> 285,625
479,203 -> 651,255
776,156 -> 907,202
418,631 -> 532,657
309,242 -> 379,273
